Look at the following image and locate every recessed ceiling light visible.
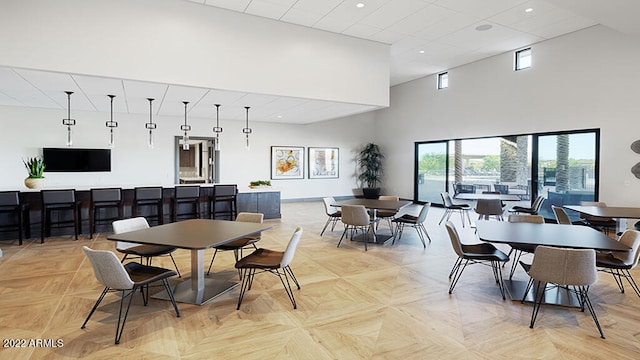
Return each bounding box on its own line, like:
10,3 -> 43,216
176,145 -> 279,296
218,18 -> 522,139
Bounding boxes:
475,24 -> 492,31
419,50 -> 425,54
276,115 -> 283,118
525,8 -> 533,13
356,3 -> 365,8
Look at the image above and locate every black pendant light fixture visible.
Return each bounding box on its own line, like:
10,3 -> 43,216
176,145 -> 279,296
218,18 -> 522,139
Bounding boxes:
212,104 -> 222,150
106,94 -> 117,148
62,91 -> 76,147
243,106 -> 252,150
181,101 -> 191,150
146,98 -> 157,149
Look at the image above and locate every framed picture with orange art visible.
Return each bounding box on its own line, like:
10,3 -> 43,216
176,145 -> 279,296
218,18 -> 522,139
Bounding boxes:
271,146 -> 304,179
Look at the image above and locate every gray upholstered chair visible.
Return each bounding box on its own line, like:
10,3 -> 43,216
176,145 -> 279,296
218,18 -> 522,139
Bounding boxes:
235,227 -> 303,310
81,246 -> 180,344
596,229 -> 640,298
392,202 -> 431,248
338,204 -> 377,251
439,192 -> 471,227
524,245 -> 604,338
474,198 -> 504,221
320,196 -> 341,236
445,221 -> 509,299
376,195 -> 399,234
552,205 -> 572,225
207,212 -> 264,276
579,201 -> 616,235
509,195 -> 544,215
112,217 -> 181,277
506,214 -> 544,279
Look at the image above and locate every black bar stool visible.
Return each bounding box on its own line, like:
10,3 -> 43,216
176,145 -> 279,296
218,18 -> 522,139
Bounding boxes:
133,187 -> 164,226
171,186 -> 201,222
41,189 -> 80,243
210,184 -> 238,220
0,191 -> 30,245
90,188 -> 123,239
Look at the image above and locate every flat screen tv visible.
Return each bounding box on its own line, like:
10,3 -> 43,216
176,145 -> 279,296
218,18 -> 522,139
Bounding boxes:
43,148 -> 111,172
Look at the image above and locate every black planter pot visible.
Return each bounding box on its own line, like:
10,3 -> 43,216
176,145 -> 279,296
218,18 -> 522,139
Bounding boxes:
362,188 -> 381,199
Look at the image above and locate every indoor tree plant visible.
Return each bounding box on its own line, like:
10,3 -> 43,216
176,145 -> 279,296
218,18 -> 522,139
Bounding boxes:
23,156 -> 45,189
357,143 -> 384,199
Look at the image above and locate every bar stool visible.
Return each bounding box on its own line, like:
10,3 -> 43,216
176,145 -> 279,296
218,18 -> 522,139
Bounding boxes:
171,186 -> 201,222
41,189 -> 80,243
0,191 -> 30,245
133,187 -> 164,226
210,184 -> 238,220
89,188 -> 123,239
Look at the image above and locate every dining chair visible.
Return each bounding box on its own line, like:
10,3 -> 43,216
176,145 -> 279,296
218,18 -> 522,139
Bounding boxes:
596,229 -> 640,298
474,198 -> 504,221
377,195 -> 399,235
439,192 -> 471,227
505,214 -> 544,279
552,205 -> 572,225
338,204 -> 377,251
392,202 -> 431,248
445,221 -> 509,299
81,246 -> 180,344
320,196 -> 341,236
207,212 -> 264,276
235,227 -> 303,310
579,201 -> 616,235
493,184 -> 509,194
524,245 -> 604,338
509,195 -> 544,215
112,217 -> 181,277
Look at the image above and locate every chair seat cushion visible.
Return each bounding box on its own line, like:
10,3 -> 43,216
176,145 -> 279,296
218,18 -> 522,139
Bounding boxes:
125,262 -> 177,286
120,244 -> 176,257
509,243 -> 537,253
393,214 -> 418,224
216,237 -> 260,250
235,248 -> 283,269
596,253 -> 631,269
462,243 -> 509,262
450,204 -> 471,209
377,210 -> 397,218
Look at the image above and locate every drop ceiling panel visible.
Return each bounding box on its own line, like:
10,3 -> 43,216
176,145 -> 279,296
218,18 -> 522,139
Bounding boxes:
245,1 -> 291,19
279,8 -> 324,26
291,0 -> 343,14
434,0 -> 529,19
203,0 -> 250,12
0,68 -> 60,108
360,0 -> 430,29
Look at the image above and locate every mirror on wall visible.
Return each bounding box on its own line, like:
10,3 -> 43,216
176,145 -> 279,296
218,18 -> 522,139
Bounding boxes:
174,137 -> 218,184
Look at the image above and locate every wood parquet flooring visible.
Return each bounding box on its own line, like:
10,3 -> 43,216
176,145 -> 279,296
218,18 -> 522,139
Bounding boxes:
1,201 -> 640,359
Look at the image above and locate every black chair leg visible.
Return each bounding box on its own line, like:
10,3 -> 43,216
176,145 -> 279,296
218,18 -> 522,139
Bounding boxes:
81,286 -> 109,329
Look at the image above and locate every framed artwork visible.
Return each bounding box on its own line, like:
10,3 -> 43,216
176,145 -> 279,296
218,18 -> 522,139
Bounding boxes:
308,147 -> 339,179
271,146 -> 304,179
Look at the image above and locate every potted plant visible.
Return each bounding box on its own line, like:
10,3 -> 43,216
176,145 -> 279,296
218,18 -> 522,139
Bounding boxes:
23,156 -> 45,189
357,143 -> 384,199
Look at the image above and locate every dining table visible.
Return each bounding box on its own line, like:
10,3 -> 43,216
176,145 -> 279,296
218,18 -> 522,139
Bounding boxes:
333,198 -> 412,243
455,193 -> 521,201
107,219 -> 272,305
564,205 -> 640,235
476,220 -> 630,306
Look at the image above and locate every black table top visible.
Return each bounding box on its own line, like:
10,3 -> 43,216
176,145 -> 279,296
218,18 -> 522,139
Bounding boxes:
107,219 -> 272,250
476,221 -> 629,251
564,205 -> 640,219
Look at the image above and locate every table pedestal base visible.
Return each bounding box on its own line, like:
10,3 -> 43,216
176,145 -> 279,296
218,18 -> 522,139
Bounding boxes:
506,280 -> 581,308
153,270 -> 238,305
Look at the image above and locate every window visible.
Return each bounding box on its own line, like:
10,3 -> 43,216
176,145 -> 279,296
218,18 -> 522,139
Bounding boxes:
515,48 -> 531,71
437,72 -> 448,89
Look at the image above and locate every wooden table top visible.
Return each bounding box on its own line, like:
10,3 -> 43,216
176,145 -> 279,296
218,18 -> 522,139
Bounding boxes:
476,221 -> 629,251
455,193 -> 521,201
564,205 -> 640,219
107,219 -> 272,250
334,199 -> 412,211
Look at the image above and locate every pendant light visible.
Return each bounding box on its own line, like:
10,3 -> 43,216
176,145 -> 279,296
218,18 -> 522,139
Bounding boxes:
212,104 -> 222,151
243,106 -> 252,150
181,101 -> 191,150
145,98 -> 157,149
62,91 -> 76,147
106,94 -> 117,148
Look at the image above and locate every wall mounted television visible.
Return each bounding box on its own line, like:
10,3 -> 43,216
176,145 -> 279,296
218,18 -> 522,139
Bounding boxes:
43,148 -> 111,172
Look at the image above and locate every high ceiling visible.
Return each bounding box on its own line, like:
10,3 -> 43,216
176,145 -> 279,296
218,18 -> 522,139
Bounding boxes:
1,0 -> 639,124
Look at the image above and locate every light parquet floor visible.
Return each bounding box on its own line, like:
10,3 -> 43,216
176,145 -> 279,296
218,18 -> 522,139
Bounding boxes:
1,201 -> 640,359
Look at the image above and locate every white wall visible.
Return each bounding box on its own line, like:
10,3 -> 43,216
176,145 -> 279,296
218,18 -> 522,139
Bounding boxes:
0,105 -> 375,199
375,25 -> 640,206
0,0 -> 389,107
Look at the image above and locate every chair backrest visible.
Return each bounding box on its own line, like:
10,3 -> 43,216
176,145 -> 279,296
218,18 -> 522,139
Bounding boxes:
531,196 -> 545,213
475,199 -> 503,216
322,197 -> 338,216
175,185 -> 200,199
42,189 -> 75,204
341,205 -> 370,227
91,188 -> 122,203
611,229 -> 640,267
280,227 -> 303,267
552,206 -> 572,225
455,184 -> 475,194
508,214 -> 544,224
112,217 -> 150,251
379,195 -> 399,201
236,212 -> 264,224
0,191 -> 20,206
441,192 -> 454,208
213,184 -> 237,198
82,246 -> 134,290
494,184 -> 509,194
529,246 -> 597,286
445,221 -> 465,258
135,187 -> 163,201
416,202 -> 431,223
